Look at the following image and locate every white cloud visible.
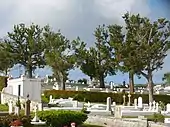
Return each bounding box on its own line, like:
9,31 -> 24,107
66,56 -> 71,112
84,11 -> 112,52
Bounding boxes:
1,0 -> 169,82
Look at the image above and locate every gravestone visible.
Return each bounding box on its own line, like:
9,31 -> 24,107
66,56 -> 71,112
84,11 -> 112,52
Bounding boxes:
134,99 -> 137,109
25,97 -> 31,116
32,105 -> 39,122
49,95 -> 53,103
167,104 -> 170,112
112,102 -> 116,106
156,102 -> 159,112
123,95 -> 126,106
8,100 -> 13,114
138,97 -> 143,108
114,106 -> 122,118
14,106 -> 20,115
152,101 -> 156,111
128,94 -> 131,106
73,101 -> 78,108
149,102 -> 152,111
106,97 -> 112,111
75,86 -> 79,91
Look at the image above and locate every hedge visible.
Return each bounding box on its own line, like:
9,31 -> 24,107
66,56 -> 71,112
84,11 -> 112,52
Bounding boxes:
37,110 -> 87,127
43,90 -> 170,104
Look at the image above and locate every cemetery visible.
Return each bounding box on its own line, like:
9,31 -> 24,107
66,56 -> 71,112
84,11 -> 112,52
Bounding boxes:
0,9 -> 169,127
0,75 -> 170,127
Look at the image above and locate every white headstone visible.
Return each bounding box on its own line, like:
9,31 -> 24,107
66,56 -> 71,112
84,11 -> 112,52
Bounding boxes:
152,101 -> 156,111
114,106 -> 122,118
32,105 -> 40,122
156,102 -> 159,112
112,102 -> 116,106
75,86 -> 79,91
134,99 -> 137,109
110,83 -> 113,90
73,101 -> 78,108
54,82 -> 59,90
106,97 -> 112,111
8,101 -> 13,114
14,106 -> 20,115
87,101 -> 91,107
138,97 -> 143,108
49,95 -> 53,103
167,104 -> 170,112
38,103 -> 43,111
149,102 -> 152,111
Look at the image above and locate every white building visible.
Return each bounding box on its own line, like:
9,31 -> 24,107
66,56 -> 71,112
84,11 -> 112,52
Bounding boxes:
3,75 -> 42,102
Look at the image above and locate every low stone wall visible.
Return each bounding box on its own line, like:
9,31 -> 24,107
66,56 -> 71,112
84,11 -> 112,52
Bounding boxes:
86,116 -> 168,127
0,92 -> 42,111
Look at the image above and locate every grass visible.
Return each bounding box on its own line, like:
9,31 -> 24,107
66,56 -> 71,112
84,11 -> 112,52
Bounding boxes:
0,104 -> 8,111
81,124 -> 104,127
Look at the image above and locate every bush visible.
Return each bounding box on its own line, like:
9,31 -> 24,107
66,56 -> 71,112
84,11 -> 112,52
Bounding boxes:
147,113 -> 165,123
37,110 -> 87,127
0,104 -> 8,111
43,90 -> 170,104
0,115 -> 32,127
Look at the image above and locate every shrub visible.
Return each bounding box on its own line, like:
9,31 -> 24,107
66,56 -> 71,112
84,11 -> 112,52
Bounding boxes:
0,104 -> 8,111
37,110 -> 87,127
147,113 -> 165,123
0,115 -> 32,127
43,90 -> 170,104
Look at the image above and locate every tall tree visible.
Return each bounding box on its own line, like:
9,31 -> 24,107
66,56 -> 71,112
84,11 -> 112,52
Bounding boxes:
3,23 -> 45,78
123,13 -> 170,102
75,25 -> 116,88
43,26 -> 76,90
0,43 -> 14,75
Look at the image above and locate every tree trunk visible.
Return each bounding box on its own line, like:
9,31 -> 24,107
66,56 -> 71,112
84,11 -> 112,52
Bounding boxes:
148,71 -> 154,103
129,72 -> 134,94
59,72 -> 65,90
99,74 -> 105,88
27,65 -> 32,78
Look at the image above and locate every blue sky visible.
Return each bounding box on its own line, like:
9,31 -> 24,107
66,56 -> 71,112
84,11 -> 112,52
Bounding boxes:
0,0 -> 169,84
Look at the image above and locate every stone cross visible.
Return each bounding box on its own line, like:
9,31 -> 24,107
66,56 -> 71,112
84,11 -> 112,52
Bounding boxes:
32,105 -> 40,122
152,101 -> 156,111
123,95 -> 126,106
149,102 -> 152,111
128,94 -> 131,106
134,99 -> 137,109
106,97 -> 112,111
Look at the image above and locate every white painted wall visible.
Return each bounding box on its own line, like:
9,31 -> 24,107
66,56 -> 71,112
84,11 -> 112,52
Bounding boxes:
6,76 -> 42,102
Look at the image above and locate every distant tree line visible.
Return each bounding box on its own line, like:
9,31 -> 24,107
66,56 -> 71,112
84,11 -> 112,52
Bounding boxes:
0,13 -> 170,103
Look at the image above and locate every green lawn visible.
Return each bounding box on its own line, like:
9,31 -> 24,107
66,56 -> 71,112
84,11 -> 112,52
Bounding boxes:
81,124 -> 104,127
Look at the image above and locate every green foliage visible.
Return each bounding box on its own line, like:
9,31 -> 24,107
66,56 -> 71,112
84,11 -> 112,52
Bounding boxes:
2,23 -> 45,78
162,72 -> 170,85
121,13 -> 170,102
0,104 -> 8,111
44,26 -> 76,90
147,113 -> 165,123
37,110 -> 87,127
43,90 -> 170,105
74,25 -> 117,88
0,115 -> 32,127
0,76 -> 7,91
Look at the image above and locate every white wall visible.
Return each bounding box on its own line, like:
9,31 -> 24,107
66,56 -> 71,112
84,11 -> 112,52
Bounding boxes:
6,76 -> 42,102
